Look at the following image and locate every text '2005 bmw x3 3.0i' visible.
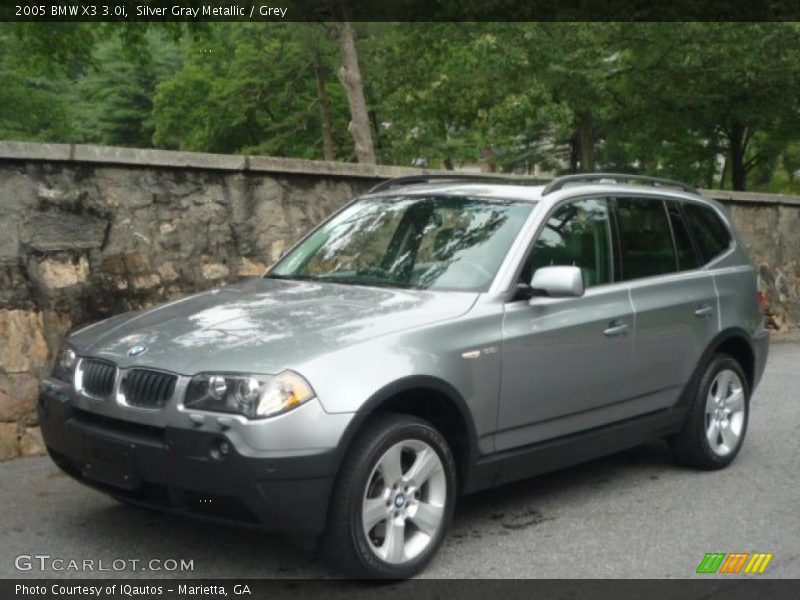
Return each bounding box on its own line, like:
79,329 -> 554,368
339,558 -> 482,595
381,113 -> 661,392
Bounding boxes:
41,173 -> 769,578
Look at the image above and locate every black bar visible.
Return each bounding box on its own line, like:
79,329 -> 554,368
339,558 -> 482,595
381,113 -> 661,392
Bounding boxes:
4,0 -> 800,22
3,579 -> 800,600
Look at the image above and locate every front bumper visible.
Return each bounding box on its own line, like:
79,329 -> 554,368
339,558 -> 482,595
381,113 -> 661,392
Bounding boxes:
39,382 -> 339,535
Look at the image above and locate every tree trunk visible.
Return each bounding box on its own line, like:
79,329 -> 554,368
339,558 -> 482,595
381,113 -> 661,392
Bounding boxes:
705,156 -> 718,189
335,17 -> 375,164
568,132 -> 580,173
309,36 -> 335,161
577,113 -> 595,172
718,157 -> 728,189
729,122 -> 747,191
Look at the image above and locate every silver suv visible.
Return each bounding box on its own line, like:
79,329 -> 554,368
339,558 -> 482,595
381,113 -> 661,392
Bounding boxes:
41,173 -> 769,578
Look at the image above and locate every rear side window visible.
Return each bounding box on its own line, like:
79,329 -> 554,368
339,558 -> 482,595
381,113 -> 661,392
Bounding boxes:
615,197 -> 677,280
683,203 -> 732,264
666,201 -> 701,271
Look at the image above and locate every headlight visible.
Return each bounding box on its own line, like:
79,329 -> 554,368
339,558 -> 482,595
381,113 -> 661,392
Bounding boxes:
184,371 -> 315,419
54,345 -> 78,382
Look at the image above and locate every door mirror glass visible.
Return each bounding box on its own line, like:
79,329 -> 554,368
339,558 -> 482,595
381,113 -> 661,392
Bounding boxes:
530,265 -> 585,298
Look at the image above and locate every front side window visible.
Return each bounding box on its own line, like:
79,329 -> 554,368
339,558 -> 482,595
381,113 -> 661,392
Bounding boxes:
270,196 -> 533,291
683,202 -> 733,264
615,197 -> 677,281
522,198 -> 613,288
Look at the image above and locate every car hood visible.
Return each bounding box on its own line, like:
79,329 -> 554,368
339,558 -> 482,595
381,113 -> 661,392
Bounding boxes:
69,278 -> 479,375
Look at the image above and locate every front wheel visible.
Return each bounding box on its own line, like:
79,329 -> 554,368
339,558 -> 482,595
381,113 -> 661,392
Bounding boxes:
324,414 -> 456,579
670,354 -> 750,470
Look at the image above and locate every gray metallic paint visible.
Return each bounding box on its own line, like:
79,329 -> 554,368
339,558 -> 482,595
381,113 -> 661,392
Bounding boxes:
56,180 -> 769,485
498,284 -> 635,450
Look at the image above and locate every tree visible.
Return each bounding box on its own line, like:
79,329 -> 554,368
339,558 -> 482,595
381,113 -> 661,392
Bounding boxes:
306,25 -> 337,161
781,142 -> 800,184
3,21 -> 800,193
537,23 -> 623,173
0,28 -> 76,142
151,24 -> 352,159
75,31 -> 179,147
335,18 -> 375,163
608,23 -> 800,190
367,23 -> 568,171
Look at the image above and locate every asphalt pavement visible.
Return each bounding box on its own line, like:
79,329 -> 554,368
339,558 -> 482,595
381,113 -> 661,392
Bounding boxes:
1,341 -> 798,579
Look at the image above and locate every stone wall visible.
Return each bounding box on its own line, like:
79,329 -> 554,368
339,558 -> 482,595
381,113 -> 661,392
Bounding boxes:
0,142 -> 434,460
716,191 -> 800,330
1,141 -> 798,460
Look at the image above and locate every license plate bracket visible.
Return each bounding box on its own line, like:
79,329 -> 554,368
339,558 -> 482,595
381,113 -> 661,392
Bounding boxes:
82,434 -> 139,490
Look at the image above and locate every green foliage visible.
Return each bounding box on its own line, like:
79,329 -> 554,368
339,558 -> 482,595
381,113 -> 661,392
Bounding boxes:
151,23 -> 352,159
2,22 -> 800,191
75,29 -> 180,146
366,23 -> 570,170
781,142 -> 800,184
607,23 -> 800,189
0,27 -> 77,141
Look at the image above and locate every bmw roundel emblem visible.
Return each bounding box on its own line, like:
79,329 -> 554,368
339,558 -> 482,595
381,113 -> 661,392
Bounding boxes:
127,344 -> 148,357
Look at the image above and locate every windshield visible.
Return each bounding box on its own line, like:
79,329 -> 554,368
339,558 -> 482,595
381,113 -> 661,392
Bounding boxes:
268,196 -> 534,291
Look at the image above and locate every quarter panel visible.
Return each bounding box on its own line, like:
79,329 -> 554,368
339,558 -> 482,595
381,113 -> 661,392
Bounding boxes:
712,251 -> 762,338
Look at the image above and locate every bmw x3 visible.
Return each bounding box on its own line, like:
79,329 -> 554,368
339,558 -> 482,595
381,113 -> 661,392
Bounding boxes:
41,173 -> 769,578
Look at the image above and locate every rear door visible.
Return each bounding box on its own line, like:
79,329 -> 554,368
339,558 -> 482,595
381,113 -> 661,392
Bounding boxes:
616,196 -> 719,409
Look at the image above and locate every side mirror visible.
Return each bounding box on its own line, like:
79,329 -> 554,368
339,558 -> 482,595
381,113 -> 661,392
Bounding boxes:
530,265 -> 584,298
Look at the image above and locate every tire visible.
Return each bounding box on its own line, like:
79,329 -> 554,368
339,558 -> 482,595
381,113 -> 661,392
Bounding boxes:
669,353 -> 750,470
323,413 -> 457,579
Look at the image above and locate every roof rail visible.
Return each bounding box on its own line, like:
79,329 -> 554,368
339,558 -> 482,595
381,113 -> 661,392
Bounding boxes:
541,173 -> 699,196
368,173 -> 539,194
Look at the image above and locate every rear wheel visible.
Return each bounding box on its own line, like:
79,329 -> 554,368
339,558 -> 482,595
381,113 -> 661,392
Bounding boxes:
324,414 -> 456,579
670,354 -> 749,469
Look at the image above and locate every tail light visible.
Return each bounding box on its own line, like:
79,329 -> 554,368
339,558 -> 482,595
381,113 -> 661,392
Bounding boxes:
757,291 -> 769,312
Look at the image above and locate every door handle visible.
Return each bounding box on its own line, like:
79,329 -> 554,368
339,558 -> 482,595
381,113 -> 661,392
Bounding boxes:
603,321 -> 630,338
694,304 -> 714,319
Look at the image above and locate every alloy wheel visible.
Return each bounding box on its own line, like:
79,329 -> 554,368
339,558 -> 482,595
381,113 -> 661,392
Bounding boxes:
361,439 -> 447,565
704,368 -> 746,457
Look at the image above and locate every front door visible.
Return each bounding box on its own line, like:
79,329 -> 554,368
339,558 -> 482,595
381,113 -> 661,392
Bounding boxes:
497,197 -> 635,451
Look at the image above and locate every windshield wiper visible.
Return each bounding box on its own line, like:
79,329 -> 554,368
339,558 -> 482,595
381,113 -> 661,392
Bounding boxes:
265,273 -> 318,282
267,272 -> 424,290
312,275 -> 422,290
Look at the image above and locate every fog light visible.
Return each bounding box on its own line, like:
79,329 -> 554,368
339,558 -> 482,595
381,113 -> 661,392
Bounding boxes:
210,439 -> 230,460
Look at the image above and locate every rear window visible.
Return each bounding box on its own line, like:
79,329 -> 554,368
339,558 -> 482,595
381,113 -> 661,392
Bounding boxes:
683,203 -> 733,264
615,197 -> 677,281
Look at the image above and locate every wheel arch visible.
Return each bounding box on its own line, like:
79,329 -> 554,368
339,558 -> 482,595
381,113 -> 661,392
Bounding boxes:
331,376 -> 481,495
677,327 -> 756,410
707,328 -> 756,392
